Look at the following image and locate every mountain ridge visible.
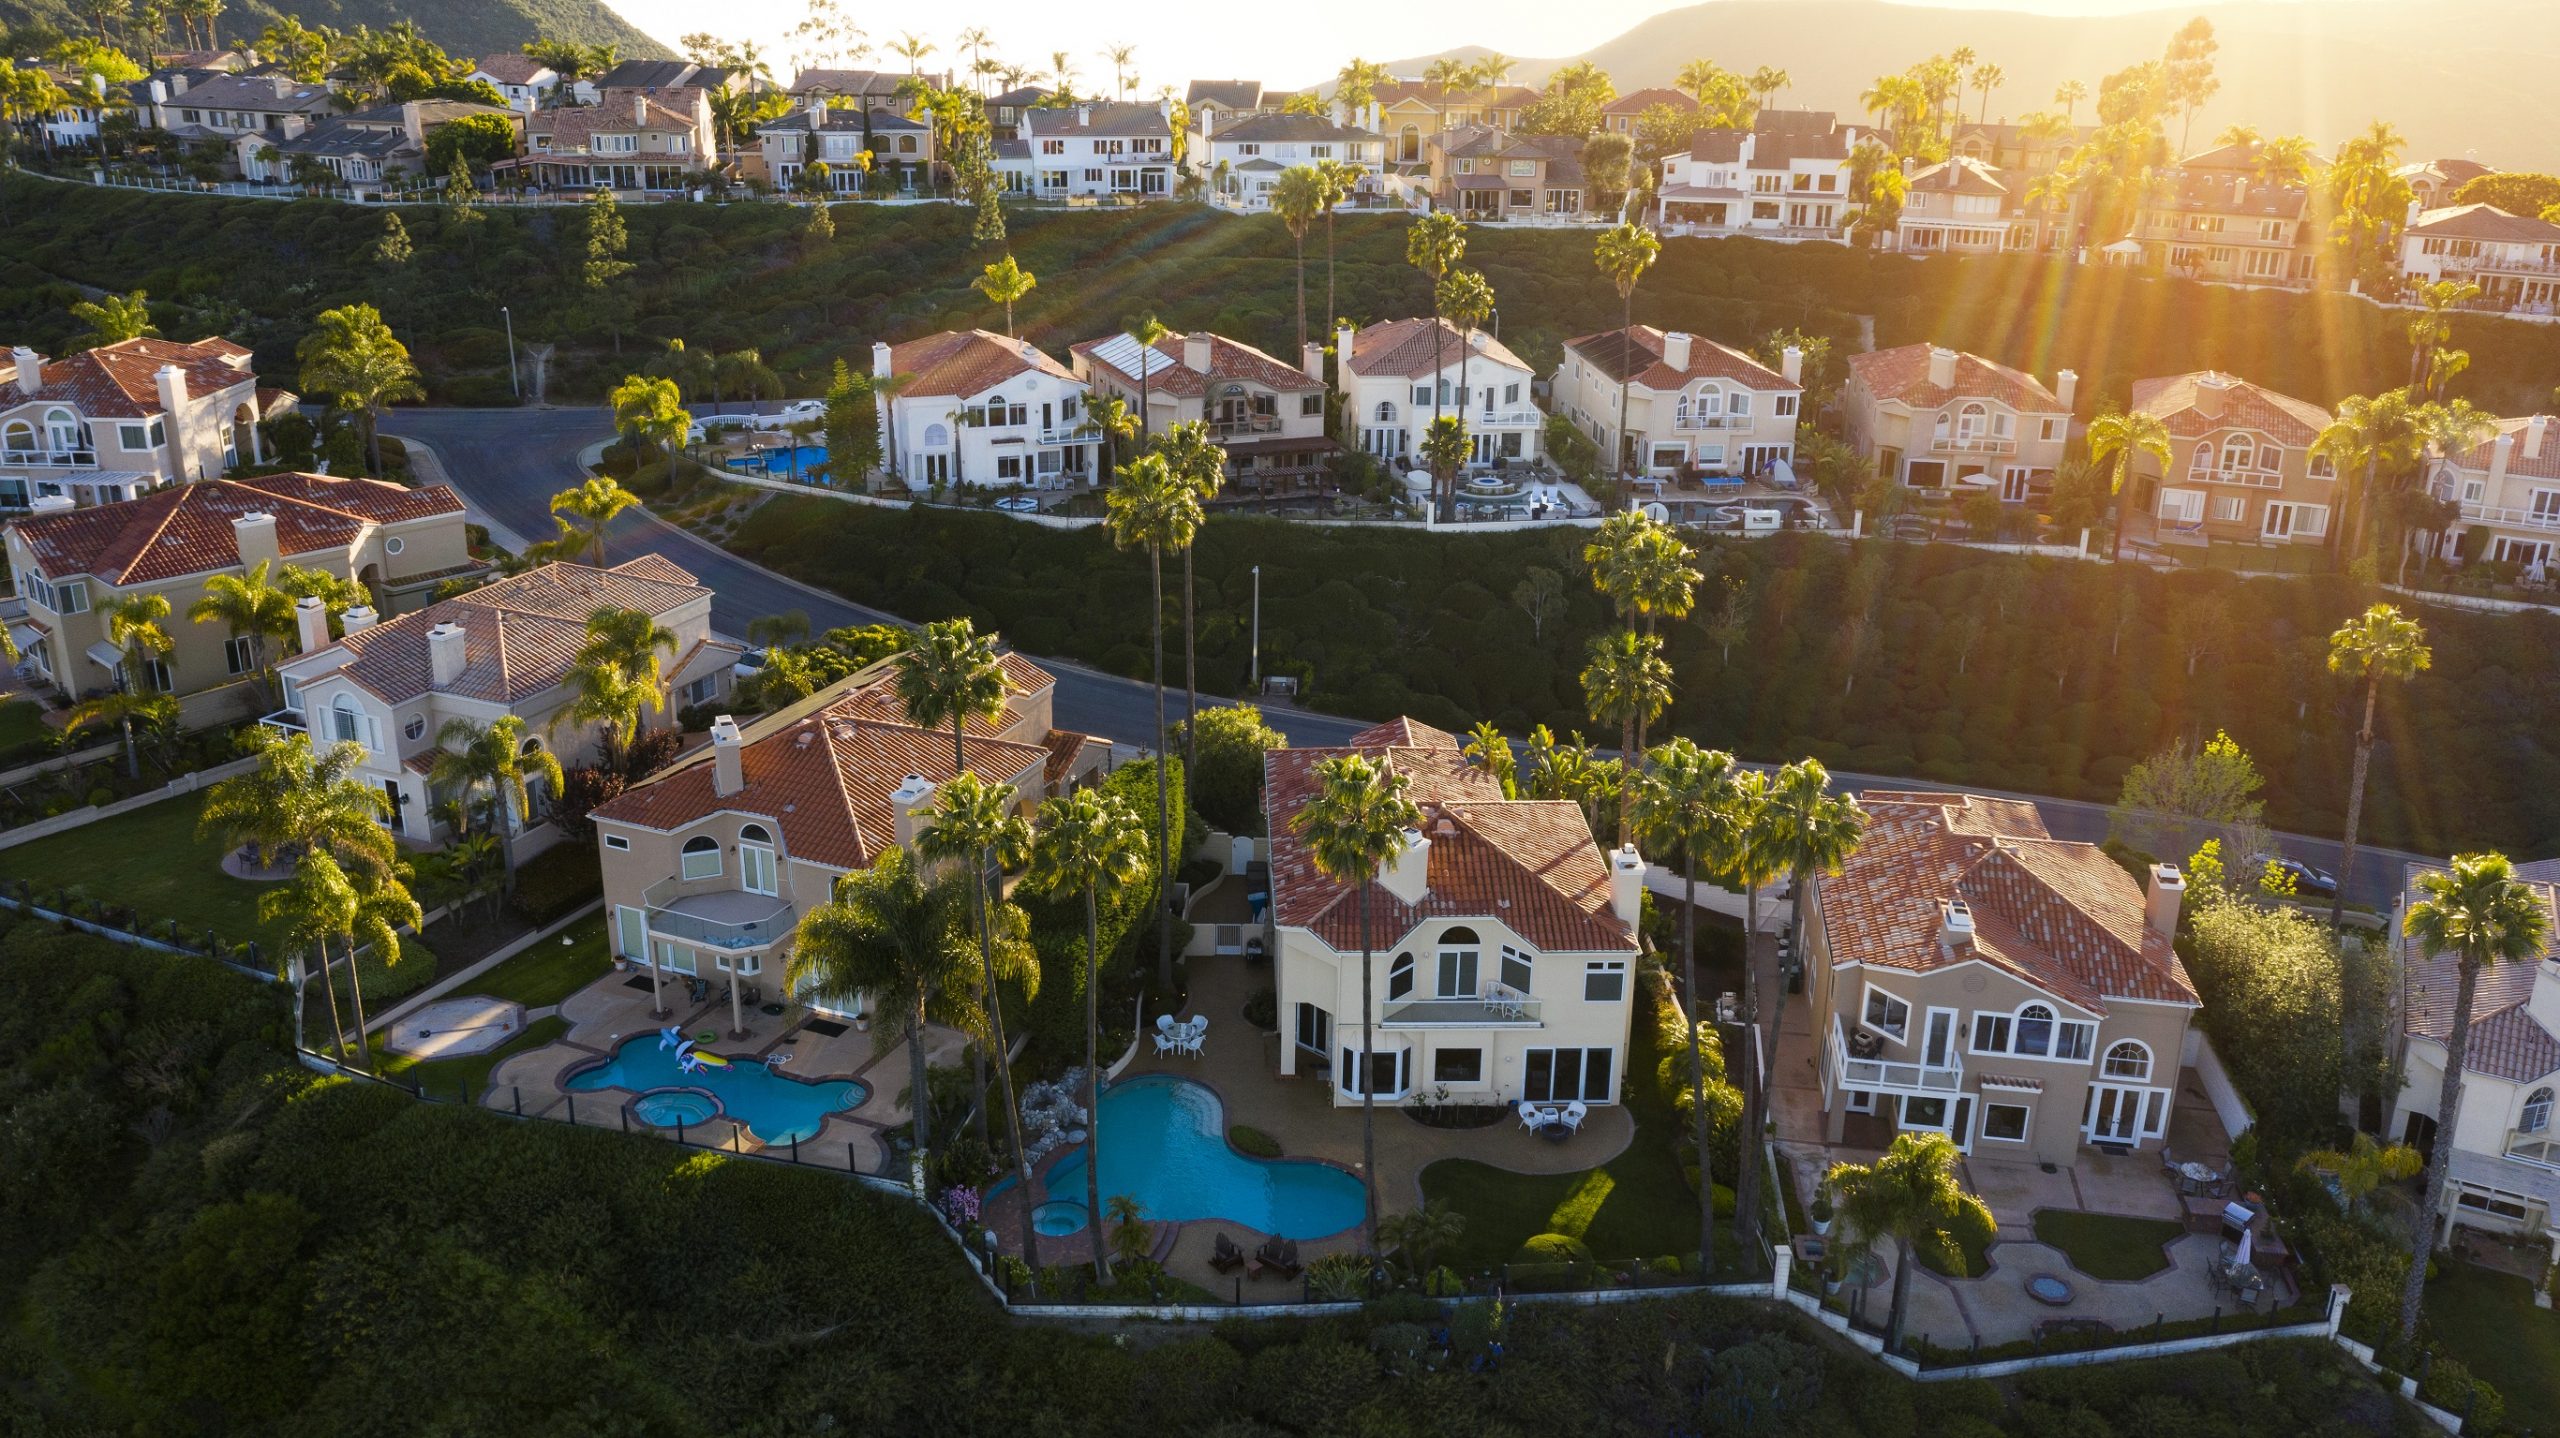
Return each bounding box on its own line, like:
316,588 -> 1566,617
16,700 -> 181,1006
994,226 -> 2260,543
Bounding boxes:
0,0 -> 670,64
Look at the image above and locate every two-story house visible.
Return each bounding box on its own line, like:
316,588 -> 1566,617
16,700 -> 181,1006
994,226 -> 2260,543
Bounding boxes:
1806,791 -> 2200,1165
2397,157 -> 2495,212
999,101 -> 1176,200
466,54 -> 560,113
1070,330 -> 1336,492
1199,113 -> 1387,208
597,60 -> 743,95
1185,79 -> 1271,137
2389,857 -> 2560,1270
1841,344 -> 2075,502
4,473 -> 467,707
271,555 -> 733,847
1335,318 -> 1543,466
1265,717 -> 1644,1109
593,651 -> 1100,1033
758,103 -> 935,193
146,71 -> 339,162
788,67 -> 946,109
1892,157 -> 2024,254
986,85 -> 1051,141
2129,371 -> 2336,550
2400,205 -> 2560,317
1551,327 -> 1803,481
1425,126 -> 1585,219
2428,413 -> 2560,574
30,66 -> 114,150
510,87 -> 716,191
1345,83 -> 1538,170
243,99 -> 522,189
872,331 -> 1096,491
1654,109 -> 1861,238
1599,88 -> 1698,136
2,336 -> 289,508
1950,119 -> 2092,178
2131,141 -> 2321,286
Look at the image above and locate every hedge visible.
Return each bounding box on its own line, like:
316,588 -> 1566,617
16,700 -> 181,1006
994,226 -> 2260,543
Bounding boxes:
505,843 -> 601,926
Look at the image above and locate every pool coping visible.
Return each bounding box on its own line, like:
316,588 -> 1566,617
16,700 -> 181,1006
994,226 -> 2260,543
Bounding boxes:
543,1016 -> 898,1165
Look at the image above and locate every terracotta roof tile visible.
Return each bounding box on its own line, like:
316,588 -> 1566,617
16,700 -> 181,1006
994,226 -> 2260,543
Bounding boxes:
2444,415 -> 2560,482
309,559 -> 715,706
888,329 -> 1077,400
1847,344 -> 2065,413
471,54 -> 552,85
2398,858 -> 2560,1084
1565,325 -> 1794,392
1345,318 -> 1531,380
1072,331 -> 1320,400
609,553 -> 701,585
2409,203 -> 2560,246
10,473 -> 461,585
6,335 -> 259,419
2132,371 -> 2329,445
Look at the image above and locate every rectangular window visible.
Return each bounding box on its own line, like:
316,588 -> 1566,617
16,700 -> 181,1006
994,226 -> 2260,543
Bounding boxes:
1436,946 -> 1477,998
1339,1045 -> 1408,1097
2054,1022 -> 2095,1062
615,904 -> 645,959
680,843 -> 722,881
2041,418 -> 2063,441
1583,960 -> 1627,1003
2214,496 -> 2246,521
224,637 -> 256,674
1499,946 -> 1533,994
1981,1102 -> 2030,1142
118,422 -> 150,450
1434,1047 -> 1483,1083
1861,984 -> 1910,1042
655,941 -> 698,976
1774,395 -> 1798,417
605,834 -> 630,851
995,455 -> 1024,480
1300,394 -> 1322,416
1523,1047 -> 1615,1103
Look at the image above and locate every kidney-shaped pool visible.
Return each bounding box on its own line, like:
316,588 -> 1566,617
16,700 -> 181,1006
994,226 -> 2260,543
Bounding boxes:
564,1035 -> 866,1146
1037,1075 -> 1366,1240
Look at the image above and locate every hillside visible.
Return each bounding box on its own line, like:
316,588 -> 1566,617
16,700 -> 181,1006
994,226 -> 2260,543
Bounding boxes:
0,0 -> 668,62
1380,0 -> 2560,171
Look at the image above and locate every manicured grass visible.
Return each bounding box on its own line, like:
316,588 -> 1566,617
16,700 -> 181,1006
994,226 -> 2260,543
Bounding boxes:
1420,1153 -> 1734,1273
467,912 -> 612,1009
2421,1261 -> 2560,1421
0,699 -> 51,760
0,790 -> 289,953
374,1014 -> 571,1101
2033,1209 -> 2184,1281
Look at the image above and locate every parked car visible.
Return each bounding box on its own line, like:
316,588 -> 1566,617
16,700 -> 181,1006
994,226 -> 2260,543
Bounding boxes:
733,648 -> 769,682
2251,852 -> 2337,898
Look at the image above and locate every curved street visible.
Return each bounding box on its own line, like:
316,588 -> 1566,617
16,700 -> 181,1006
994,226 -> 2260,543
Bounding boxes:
385,406 -> 2426,910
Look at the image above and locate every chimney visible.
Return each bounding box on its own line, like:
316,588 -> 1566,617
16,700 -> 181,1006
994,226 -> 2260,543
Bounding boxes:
339,604 -> 377,633
1780,344 -> 1803,386
2145,864 -> 2187,944
2194,372 -> 2231,420
1661,331 -> 1694,372
1940,898 -> 1976,951
2488,433 -> 2515,486
11,347 -> 39,396
890,773 -> 937,848
2530,415 -> 2551,459
149,78 -> 168,105
633,93 -> 648,127
2054,368 -> 2078,414
425,622 -> 466,688
1926,346 -> 1957,391
1300,341 -> 1325,382
871,338 -> 894,380
231,511 -> 279,570
1183,332 -> 1212,374
154,362 -> 188,415
1334,321 -> 1358,382
1076,103 -> 1091,126
1610,844 -> 1646,926
709,715 -> 745,796
1378,825 -> 1430,905
293,594 -> 330,653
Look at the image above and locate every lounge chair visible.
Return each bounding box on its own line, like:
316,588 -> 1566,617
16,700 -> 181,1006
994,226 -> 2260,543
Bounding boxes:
1210,1233 -> 1247,1273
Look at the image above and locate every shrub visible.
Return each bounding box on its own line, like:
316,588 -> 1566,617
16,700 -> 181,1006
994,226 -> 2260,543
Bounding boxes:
1514,1232 -> 1593,1264
2419,1356 -> 2502,1432
1242,986 -> 1277,1030
506,843 -> 602,926
1227,1124 -> 1281,1158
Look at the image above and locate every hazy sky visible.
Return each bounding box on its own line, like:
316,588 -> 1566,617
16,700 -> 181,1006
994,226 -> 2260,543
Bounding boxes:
610,0 -> 2264,94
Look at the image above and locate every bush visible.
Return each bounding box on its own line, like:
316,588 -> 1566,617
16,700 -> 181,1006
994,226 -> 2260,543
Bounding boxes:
1242,986 -> 1277,1030
1514,1232 -> 1593,1264
2419,1355 -> 2503,1431
505,843 -> 602,926
1228,1124 -> 1281,1158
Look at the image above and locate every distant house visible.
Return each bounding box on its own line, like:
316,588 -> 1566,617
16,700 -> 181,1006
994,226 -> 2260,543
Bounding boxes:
0,335 -> 286,506
2400,204 -> 2560,317
2128,371 -> 2335,551
872,331 -> 1096,490
508,87 -> 717,191
144,71 -> 338,165
1599,87 -> 1696,135
1654,109 -> 1862,238
238,99 -> 521,189
2130,141 -> 2320,285
1551,327 -> 1802,482
997,100 -> 1176,200
1344,82 -> 1539,168
789,67 -> 946,108
1070,330 -> 1337,491
2396,156 -> 2496,212
1198,112 -> 1387,208
1892,157 -> 2023,254
1185,79 -> 1268,136
757,103 -> 935,193
1424,126 -> 1585,219
1335,318 -> 1541,466
1841,344 -> 2074,503
596,60 -> 742,95
986,84 -> 1050,141
2428,413 -> 2560,573
467,54 -> 560,113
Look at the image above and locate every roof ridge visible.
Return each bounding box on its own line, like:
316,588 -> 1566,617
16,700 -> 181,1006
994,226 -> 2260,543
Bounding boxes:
116,483 -> 200,578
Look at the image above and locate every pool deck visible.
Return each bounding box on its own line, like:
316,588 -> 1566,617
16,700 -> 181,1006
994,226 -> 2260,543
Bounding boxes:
482,964 -> 960,1175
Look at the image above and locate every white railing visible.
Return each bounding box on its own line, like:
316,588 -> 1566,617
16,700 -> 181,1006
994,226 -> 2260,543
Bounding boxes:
1931,434 -> 2018,456
2504,1129 -> 2560,1171
1826,1013 -> 1965,1094
0,448 -> 97,467
258,707 -> 307,736
1039,424 -> 1100,445
2463,503 -> 2560,533
1473,408 -> 1544,427
1673,413 -> 1739,431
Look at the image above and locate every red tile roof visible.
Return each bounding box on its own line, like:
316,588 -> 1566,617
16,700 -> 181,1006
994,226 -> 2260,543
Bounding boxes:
1264,719 -> 1636,957
1816,790 -> 2197,1015
528,89 -> 702,151
1604,88 -> 1698,116
1371,82 -> 1539,111
2132,371 -> 2329,445
471,53 -> 552,85
1846,344 -> 2065,413
10,473 -> 461,585
1565,325 -> 1793,392
321,560 -> 715,705
608,553 -> 701,586
5,335 -> 259,420
888,329 -> 1077,400
2444,415 -> 2560,481
2399,858 -> 2560,1084
1071,331 -> 1319,399
1345,318 -> 1530,380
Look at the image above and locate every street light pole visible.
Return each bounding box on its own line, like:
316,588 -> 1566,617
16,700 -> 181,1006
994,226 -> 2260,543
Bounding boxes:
1249,565 -> 1261,692
501,306 -> 520,401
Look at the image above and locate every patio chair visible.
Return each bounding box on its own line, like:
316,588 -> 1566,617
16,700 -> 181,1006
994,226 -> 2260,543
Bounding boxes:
1561,1100 -> 1589,1134
1210,1233 -> 1247,1273
1152,1032 -> 1180,1057
1517,1101 -> 1549,1133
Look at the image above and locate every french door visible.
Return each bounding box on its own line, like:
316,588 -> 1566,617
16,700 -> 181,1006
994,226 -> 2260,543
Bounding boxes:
2084,1084 -> 2166,1143
1524,1046 -> 1616,1104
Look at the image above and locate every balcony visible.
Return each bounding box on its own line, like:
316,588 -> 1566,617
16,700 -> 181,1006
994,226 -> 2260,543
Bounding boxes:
2461,503 -> 2560,533
1929,434 -> 2018,456
1039,422 -> 1100,445
1210,414 -> 1283,439
1672,413 -> 1740,431
1381,983 -> 1543,1029
1471,408 -> 1544,428
0,448 -> 98,468
642,874 -> 794,951
258,707 -> 308,736
2505,1129 -> 2560,1172
1826,1014 -> 1964,1096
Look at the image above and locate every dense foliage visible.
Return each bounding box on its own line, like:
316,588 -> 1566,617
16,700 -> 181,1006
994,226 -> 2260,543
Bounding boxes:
1015,756 -> 1192,1066
7,181 -> 2558,415
0,0 -> 661,68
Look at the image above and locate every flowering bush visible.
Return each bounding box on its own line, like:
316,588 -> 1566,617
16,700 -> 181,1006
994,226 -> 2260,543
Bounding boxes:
940,1186 -> 982,1228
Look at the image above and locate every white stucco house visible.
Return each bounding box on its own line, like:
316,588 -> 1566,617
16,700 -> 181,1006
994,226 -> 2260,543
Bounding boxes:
1334,318 -> 1541,466
872,331 -> 1097,491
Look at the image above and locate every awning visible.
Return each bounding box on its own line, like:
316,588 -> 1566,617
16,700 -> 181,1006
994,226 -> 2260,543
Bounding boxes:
7,622 -> 44,654
85,640 -> 125,670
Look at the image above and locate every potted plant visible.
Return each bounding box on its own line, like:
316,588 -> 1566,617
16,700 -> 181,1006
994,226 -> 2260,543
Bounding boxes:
1809,1193 -> 1833,1237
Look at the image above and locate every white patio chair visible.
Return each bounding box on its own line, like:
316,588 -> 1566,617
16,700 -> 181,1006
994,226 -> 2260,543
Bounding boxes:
1181,1018 -> 1208,1057
1152,1032 -> 1180,1057
1156,1014 -> 1178,1036
1517,1101 -> 1548,1133
1561,1100 -> 1589,1134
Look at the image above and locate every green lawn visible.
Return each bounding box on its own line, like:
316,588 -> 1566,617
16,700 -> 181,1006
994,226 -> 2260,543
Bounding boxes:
467,912 -> 612,1009
0,790 -> 289,953
0,699 -> 50,761
2033,1209 -> 2183,1281
1915,1221 -> 1996,1279
2422,1261 -> 2560,1421
1419,1152 -> 1735,1273
373,1014 -> 571,1102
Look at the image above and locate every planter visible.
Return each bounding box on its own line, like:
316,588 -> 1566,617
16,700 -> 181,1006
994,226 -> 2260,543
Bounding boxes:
1812,1214 -> 1833,1236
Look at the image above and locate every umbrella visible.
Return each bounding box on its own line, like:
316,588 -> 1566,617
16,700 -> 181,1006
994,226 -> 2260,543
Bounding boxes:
2232,1226 -> 2253,1268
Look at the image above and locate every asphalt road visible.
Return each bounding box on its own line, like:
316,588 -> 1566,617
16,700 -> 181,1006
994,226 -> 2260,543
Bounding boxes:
385,406 -> 2425,911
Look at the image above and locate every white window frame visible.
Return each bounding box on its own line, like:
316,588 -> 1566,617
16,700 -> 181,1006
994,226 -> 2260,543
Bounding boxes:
1979,1100 -> 2033,1144
615,904 -> 646,959
1583,960 -> 1628,1003
1860,982 -> 1911,1043
605,834 -> 630,851
1498,945 -> 1533,994
680,835 -> 722,881
2100,1039 -> 2154,1082
738,823 -> 779,896
2523,1086 -> 2555,1135
1387,951 -> 1415,1001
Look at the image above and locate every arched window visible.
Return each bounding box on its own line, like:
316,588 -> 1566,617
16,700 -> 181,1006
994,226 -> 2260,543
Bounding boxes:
681,834 -> 722,880
1,419 -> 34,454
1932,411 -> 1952,441
330,695 -> 367,746
2101,1040 -> 2152,1082
738,824 -> 777,895
1374,401 -> 1397,424
2525,1087 -> 2555,1135
921,422 -> 950,447
2219,434 -> 2254,474
1957,402 -> 1988,438
43,407 -> 80,451
1436,926 -> 1480,997
1694,384 -> 1723,415
739,823 -> 772,845
2014,1003 -> 2055,1058
1387,952 -> 1415,1001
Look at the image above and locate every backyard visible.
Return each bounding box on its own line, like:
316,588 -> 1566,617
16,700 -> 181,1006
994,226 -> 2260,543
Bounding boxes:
0,791 -> 288,951
0,699 -> 50,763
2421,1260 -> 2560,1422
365,913 -> 612,1099
2032,1210 -> 2184,1281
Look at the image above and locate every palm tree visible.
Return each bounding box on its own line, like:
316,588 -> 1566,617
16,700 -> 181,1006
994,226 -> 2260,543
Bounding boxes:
973,254 -> 1037,337
711,349 -> 784,416
1437,266 -> 1495,515
2314,390 -> 2421,566
1270,166 -> 1326,355
1104,453 -> 1201,992
1579,628 -> 1672,846
1026,785 -> 1149,1281
1594,518 -> 1697,749
1123,313 -> 1169,440
789,848 -> 976,1183
295,302 -> 422,475
72,592 -> 173,779
2324,605 -> 2429,939
1291,753 -> 1424,1252
548,476 -> 641,566
2085,408 -> 2174,562
1632,738 -> 1745,1272
1154,420 -> 1227,770
2402,400 -> 2496,581
1316,159 -> 1362,342
1593,222 -> 1661,481
2397,852 -> 2553,1343
2054,79 -> 2086,123
914,773 -> 1038,1238
889,31 -> 935,73
263,847 -> 419,1073
1087,391 -> 1137,485
1749,759 -> 1863,1246
2295,1132 -> 2422,1217
1748,66 -> 1790,111
428,714 -> 564,893
894,616 -> 1011,774
1419,415 -> 1470,517
1827,1133 -> 1995,1352
609,375 -> 690,463
1406,211 -> 1467,439
2405,279 -> 2482,395
1970,62 -> 2003,124
2250,134 -> 2317,191
555,604 -> 678,770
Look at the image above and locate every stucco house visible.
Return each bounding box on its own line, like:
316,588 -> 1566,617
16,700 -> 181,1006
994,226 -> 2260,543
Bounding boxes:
1841,344 -> 2075,504
1069,330 -> 1336,491
2428,413 -> 2560,574
2128,371 -> 2336,551
1551,327 -> 1802,481
1334,318 -> 1541,467
997,101 -> 1177,201
1,335 -> 290,509
2399,204 -> 2560,318
466,54 -> 560,113
872,331 -> 1096,491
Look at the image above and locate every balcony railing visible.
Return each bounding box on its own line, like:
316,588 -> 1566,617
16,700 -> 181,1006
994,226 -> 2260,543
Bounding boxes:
1930,434 -> 2018,456
1381,982 -> 1542,1028
2186,463 -> 2284,489
259,707 -> 307,736
2461,503 -> 2560,533
1472,408 -> 1544,428
1826,1014 -> 1965,1095
0,448 -> 98,468
1039,423 -> 1100,445
2504,1129 -> 2560,1172
1673,413 -> 1740,431
643,873 -> 796,951
1210,415 -> 1282,438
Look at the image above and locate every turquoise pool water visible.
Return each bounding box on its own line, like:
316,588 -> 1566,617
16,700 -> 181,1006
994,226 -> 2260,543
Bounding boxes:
726,445 -> 827,476
565,1036 -> 866,1145
1032,1200 -> 1089,1236
1038,1075 -> 1366,1240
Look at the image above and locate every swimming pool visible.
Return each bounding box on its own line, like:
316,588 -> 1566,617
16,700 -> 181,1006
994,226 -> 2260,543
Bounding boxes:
564,1036 -> 866,1146
1037,1075 -> 1366,1240
725,445 -> 828,477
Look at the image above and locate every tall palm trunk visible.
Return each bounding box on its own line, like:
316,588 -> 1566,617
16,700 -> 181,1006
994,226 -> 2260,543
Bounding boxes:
340,932 -> 378,1074
1430,314 -> 1446,517
956,716 -> 989,1145
2399,955 -> 2481,1343
909,987 -> 934,1185
1616,712 -> 1637,846
1292,228 -> 1306,354
1616,291 -> 1634,486
1886,1235 -> 1915,1351
1324,207 -> 1338,350
1182,544 -> 1198,779
1682,858 -> 1715,1272
2333,674 -> 2380,937
976,859 -> 1038,1280
311,938 -> 349,1060
1357,883 -> 1380,1252
1082,884 -> 1111,1282
1150,548 -> 1173,992
1733,876 -> 1763,1251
